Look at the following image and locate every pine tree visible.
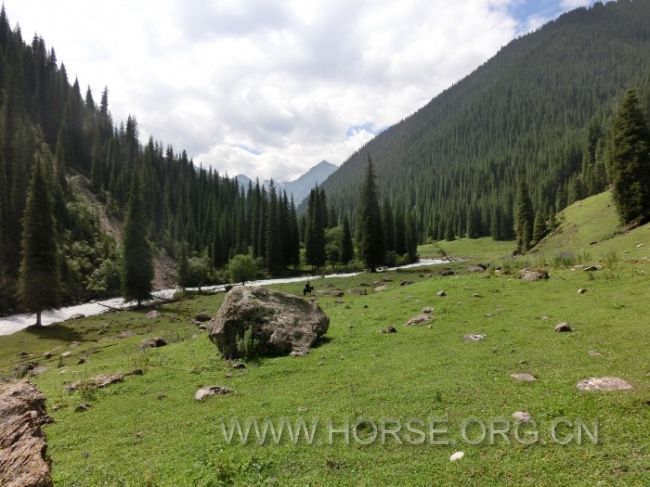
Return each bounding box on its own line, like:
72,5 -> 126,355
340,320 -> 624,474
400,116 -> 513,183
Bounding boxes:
305,188 -> 326,268
515,179 -> 534,253
121,172 -> 153,306
405,210 -> 418,263
265,182 -> 281,271
382,199 -> 395,253
18,159 -> 60,326
532,211 -> 547,244
177,243 -> 189,289
340,215 -> 354,264
359,156 -> 384,271
608,89 -> 650,223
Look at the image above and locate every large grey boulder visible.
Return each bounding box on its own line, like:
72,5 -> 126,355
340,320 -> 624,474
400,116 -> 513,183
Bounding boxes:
208,286 -> 329,359
0,382 -> 53,487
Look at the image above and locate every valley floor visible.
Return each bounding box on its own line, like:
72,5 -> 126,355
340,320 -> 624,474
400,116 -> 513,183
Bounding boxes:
1,193 -> 649,486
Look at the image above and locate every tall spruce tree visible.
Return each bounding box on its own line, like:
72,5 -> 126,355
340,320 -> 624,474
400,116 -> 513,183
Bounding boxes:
359,156 -> 384,271
305,187 -> 326,269
608,89 -> 650,223
18,159 -> 60,326
382,199 -> 395,253
532,211 -> 547,244
121,172 -> 153,306
340,215 -> 354,264
515,179 -> 534,253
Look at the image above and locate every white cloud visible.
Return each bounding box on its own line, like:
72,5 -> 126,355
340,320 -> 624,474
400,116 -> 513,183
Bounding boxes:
2,0 -> 584,181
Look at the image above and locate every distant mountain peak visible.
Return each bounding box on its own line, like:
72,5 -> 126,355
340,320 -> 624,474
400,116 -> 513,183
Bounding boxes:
236,160 -> 338,204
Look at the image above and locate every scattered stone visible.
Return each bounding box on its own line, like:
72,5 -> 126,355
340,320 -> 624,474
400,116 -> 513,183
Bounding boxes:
140,337 -> 167,349
68,314 -> 85,320
463,334 -> 485,342
449,451 -> 465,462
511,373 -> 537,383
577,288 -> 588,294
0,382 -> 53,487
440,269 -> 455,276
436,290 -> 447,297
43,351 -> 53,359
471,293 -> 482,298
374,285 -> 388,292
636,243 -> 645,248
590,241 -> 598,245
584,264 -> 602,272
60,352 -> 71,358
399,280 -> 414,287
422,307 -> 433,314
290,349 -> 308,357
232,362 -> 246,370
382,325 -> 397,334
75,403 -> 91,412
30,366 -> 48,376
194,385 -> 233,401
66,373 -> 125,392
467,265 -> 486,273
208,286 -> 329,359
13,362 -> 39,379
145,310 -> 161,319
117,330 -> 135,339
69,341 -> 81,348
576,377 -> 632,392
77,358 -> 86,365
554,322 -> 572,333
588,350 -> 603,357
194,312 -> 212,322
540,315 -> 550,321
512,411 -> 533,423
363,305 -> 369,309
404,313 -> 432,326
520,269 -> 549,282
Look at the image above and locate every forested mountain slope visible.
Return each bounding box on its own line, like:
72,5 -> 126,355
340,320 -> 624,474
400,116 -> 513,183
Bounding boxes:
320,0 -> 650,240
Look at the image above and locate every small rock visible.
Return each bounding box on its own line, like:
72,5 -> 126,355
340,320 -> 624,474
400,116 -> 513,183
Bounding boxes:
75,403 -> 91,412
471,293 -> 481,298
374,285 -> 388,292
232,362 -> 246,370
540,315 -> 550,321
30,366 -> 48,376
463,334 -> 485,342
590,241 -> 598,245
436,290 -> 447,297
636,243 -> 645,248
588,350 -> 603,357
440,269 -> 455,276
466,265 -> 486,273
449,451 -> 465,462
60,352 -> 71,358
140,337 -> 167,349
400,280 -> 414,286
69,341 -> 81,348
422,307 -> 433,314
76,358 -> 86,365
404,313 -> 432,326
584,264 -> 602,272
511,373 -> 537,383
194,385 -> 233,401
520,269 -> 549,282
576,377 -> 632,391
43,351 -> 52,359
512,411 -> 533,423
554,322 -> 572,333
194,312 -> 212,322
577,288 -> 588,294
117,330 -> 135,339
382,325 -> 397,334
145,310 -> 161,319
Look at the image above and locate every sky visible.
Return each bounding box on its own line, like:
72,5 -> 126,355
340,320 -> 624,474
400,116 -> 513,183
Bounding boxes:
3,0 -> 597,181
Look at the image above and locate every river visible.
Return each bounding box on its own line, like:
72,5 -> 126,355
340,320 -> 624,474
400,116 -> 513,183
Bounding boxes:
0,258 -> 448,336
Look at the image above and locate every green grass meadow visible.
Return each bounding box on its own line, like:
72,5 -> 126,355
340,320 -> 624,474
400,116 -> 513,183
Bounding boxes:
1,192 -> 649,486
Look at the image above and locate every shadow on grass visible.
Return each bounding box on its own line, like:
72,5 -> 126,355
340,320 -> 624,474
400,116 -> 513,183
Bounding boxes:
24,323 -> 84,343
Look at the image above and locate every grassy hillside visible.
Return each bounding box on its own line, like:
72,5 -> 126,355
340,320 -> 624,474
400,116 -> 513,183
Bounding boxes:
1,214 -> 649,485
534,191 -> 650,260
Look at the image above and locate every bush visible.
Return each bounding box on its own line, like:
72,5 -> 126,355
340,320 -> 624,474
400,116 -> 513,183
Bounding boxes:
228,254 -> 258,284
